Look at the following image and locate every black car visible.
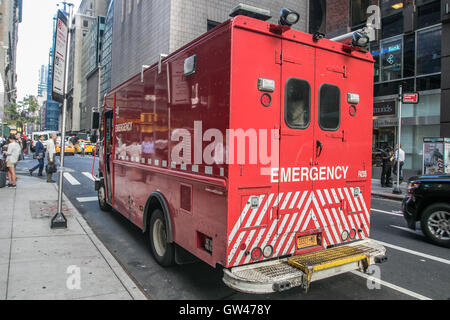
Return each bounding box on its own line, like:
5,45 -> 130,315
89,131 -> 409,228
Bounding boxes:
402,174 -> 450,248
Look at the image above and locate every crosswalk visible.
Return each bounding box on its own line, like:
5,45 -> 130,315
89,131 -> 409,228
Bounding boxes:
60,171 -> 99,203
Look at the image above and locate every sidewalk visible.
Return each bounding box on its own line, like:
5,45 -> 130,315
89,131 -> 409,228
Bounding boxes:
371,178 -> 407,201
0,175 -> 147,300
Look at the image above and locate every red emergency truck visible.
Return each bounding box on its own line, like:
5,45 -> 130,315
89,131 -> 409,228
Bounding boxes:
95,8 -> 386,294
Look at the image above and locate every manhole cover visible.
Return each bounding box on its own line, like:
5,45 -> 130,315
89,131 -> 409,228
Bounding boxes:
30,200 -> 73,219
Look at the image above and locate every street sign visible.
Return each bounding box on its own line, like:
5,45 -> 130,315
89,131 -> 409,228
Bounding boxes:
51,10 -> 68,104
402,92 -> 420,104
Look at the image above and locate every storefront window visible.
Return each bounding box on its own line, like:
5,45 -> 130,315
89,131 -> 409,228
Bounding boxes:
417,27 -> 441,75
401,93 -> 440,118
381,37 -> 402,81
401,124 -> 440,171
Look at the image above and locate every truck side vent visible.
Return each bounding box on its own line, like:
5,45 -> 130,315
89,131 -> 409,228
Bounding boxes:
180,184 -> 192,213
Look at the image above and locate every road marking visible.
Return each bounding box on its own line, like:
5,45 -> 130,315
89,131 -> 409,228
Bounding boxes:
76,197 -> 98,203
64,173 -> 81,185
390,225 -> 424,237
82,172 -> 95,181
350,271 -> 432,300
371,208 -> 403,217
374,240 -> 450,266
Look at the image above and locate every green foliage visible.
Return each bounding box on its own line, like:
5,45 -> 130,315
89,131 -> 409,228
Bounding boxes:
5,95 -> 40,127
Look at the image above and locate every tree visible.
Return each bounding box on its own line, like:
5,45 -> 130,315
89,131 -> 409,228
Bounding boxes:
5,95 -> 40,129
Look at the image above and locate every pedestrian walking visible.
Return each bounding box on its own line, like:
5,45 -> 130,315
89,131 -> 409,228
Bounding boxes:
393,144 -> 405,183
80,140 -> 86,157
380,147 -> 393,187
4,135 -> 21,188
29,135 -> 45,177
46,133 -> 57,183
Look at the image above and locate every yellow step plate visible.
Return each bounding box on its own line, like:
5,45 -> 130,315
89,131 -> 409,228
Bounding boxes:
288,246 -> 369,281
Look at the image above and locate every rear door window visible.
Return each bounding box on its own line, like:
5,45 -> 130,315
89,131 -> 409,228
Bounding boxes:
285,78 -> 311,129
319,84 -> 340,131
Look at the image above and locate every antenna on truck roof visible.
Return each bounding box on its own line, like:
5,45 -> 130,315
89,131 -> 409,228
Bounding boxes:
229,4 -> 272,21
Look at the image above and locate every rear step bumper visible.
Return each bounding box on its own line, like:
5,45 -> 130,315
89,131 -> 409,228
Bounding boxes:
223,239 -> 386,294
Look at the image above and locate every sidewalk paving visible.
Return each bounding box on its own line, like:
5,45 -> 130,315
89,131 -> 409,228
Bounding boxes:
0,175 -> 147,300
371,178 -> 407,201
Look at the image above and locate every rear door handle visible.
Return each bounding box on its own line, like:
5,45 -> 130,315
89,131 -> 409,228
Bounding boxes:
316,140 -> 323,158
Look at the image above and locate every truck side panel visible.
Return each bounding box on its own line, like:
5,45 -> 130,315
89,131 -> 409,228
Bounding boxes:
110,24 -> 232,267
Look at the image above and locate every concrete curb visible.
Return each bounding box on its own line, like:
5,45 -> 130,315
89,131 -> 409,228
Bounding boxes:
54,183 -> 149,300
371,192 -> 404,202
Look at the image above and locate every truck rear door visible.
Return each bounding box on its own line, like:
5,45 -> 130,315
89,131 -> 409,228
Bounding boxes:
276,40 -> 316,256
312,48 -> 372,243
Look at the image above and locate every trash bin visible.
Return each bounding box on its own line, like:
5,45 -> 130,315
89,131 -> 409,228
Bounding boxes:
0,171 -> 6,188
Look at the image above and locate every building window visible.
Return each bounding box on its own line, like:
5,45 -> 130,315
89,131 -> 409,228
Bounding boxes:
371,44 -> 381,83
380,36 -> 402,82
83,20 -> 88,27
350,0 -> 369,29
403,34 -> 415,78
417,26 -> 441,76
207,20 -> 220,31
285,78 -> 311,129
319,84 -> 340,131
382,13 -> 403,38
417,0 -> 441,29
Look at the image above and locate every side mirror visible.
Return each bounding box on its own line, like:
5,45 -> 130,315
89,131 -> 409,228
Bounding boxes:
92,112 -> 100,130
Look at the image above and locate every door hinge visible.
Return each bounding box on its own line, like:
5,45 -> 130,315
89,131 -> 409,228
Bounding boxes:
276,50 -> 282,65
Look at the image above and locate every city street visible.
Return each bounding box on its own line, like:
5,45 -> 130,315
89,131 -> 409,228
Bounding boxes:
16,155 -> 450,300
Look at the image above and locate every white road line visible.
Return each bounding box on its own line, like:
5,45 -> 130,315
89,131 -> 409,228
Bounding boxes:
390,225 -> 424,237
64,173 -> 81,185
374,240 -> 450,266
76,197 -> 98,203
371,208 -> 403,217
82,172 -> 96,181
350,271 -> 432,300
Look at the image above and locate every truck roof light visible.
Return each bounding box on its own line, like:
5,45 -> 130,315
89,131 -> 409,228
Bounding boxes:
229,4 -> 271,21
351,31 -> 369,48
279,8 -> 300,27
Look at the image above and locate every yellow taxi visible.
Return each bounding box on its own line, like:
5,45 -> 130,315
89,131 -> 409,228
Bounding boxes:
56,141 -> 75,156
76,140 -> 95,155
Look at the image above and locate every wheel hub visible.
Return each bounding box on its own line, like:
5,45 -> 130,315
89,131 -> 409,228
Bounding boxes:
428,211 -> 450,240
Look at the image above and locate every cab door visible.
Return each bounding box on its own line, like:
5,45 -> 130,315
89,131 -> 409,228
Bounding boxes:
276,40 -> 316,256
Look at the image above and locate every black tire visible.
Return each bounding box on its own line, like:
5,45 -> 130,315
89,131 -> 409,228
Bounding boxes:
98,183 -> 112,212
420,203 -> 450,248
149,209 -> 175,267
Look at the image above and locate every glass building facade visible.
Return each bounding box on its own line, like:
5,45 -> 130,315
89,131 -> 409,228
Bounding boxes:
100,0 -> 114,107
370,0 -> 442,172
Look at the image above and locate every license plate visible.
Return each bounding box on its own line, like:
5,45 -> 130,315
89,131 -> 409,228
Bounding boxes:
296,235 -> 317,249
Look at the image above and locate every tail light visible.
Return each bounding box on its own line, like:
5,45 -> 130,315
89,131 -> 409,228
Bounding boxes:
251,247 -> 263,261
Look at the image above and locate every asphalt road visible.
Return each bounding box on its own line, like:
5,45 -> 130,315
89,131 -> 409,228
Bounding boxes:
17,155 -> 450,300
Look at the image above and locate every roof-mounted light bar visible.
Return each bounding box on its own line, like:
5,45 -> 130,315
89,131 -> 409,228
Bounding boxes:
229,4 -> 272,21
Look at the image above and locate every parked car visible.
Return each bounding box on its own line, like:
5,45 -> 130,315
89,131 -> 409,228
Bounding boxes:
402,174 -> 450,247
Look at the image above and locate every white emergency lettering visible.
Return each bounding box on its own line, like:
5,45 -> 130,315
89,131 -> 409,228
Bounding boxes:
271,166 -> 349,183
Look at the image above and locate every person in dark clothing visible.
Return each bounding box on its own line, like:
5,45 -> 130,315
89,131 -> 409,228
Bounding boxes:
380,147 -> 393,188
29,135 -> 45,176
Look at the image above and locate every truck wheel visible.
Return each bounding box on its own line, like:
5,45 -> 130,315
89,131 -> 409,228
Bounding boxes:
421,203 -> 450,248
149,209 -> 175,266
98,183 -> 112,212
